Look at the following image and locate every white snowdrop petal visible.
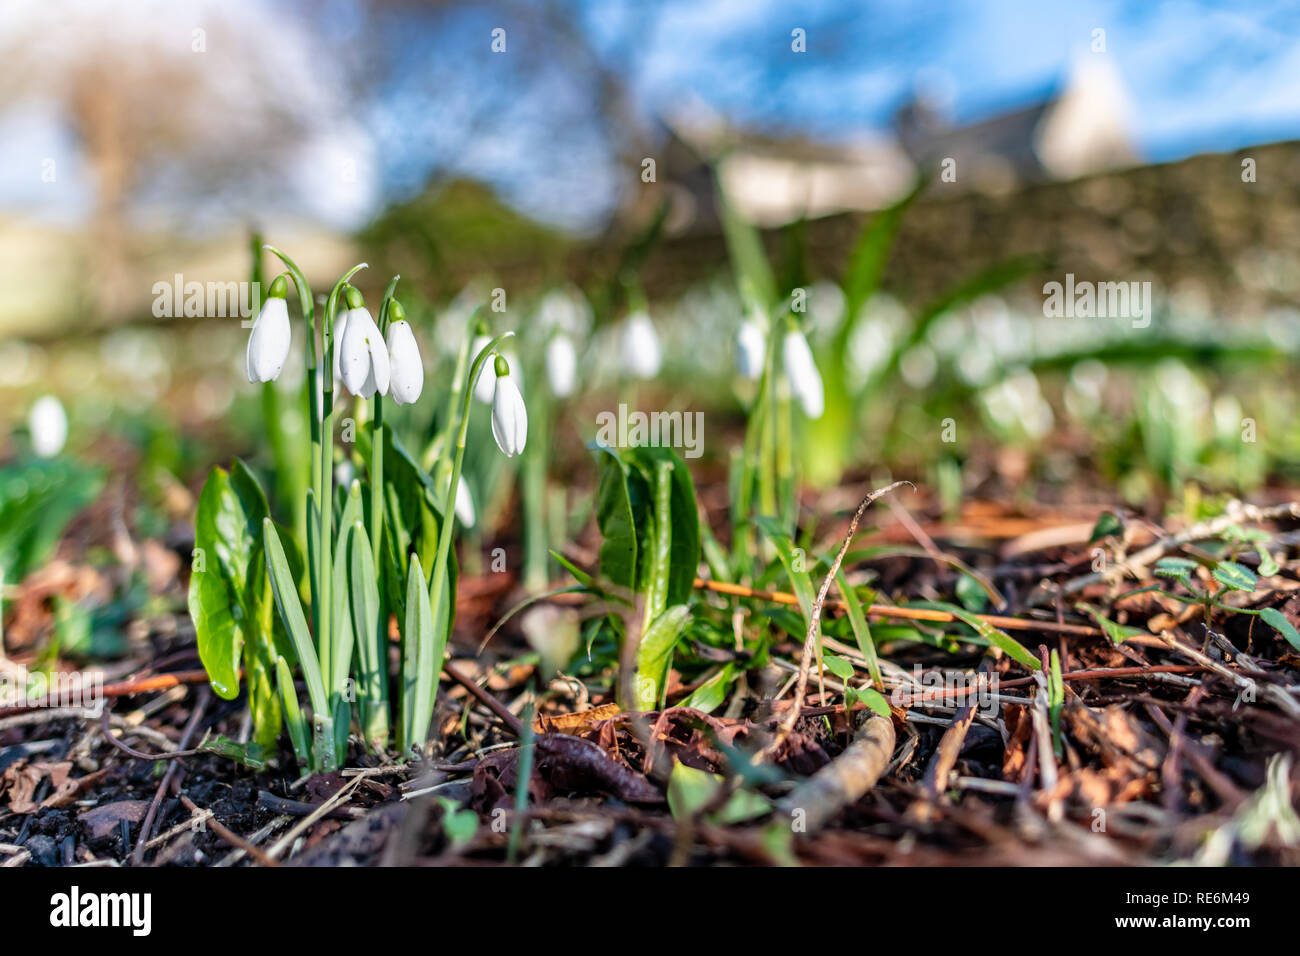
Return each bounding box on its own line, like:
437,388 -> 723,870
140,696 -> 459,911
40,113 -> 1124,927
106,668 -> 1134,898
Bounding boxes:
455,479 -> 476,528
622,313 -> 661,379
491,375 -> 528,457
339,308 -> 378,396
386,320 -> 424,406
471,335 -> 495,403
783,330 -> 824,419
332,309 -> 351,384
247,297 -> 291,383
735,318 -> 766,380
546,335 -> 577,397
29,395 -> 68,457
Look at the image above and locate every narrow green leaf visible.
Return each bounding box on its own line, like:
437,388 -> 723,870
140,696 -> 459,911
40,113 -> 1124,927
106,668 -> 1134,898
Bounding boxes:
264,519 -> 327,714
835,569 -> 881,689
915,601 -> 1040,669
276,655 -> 310,767
407,554 -> 436,752
349,518 -> 388,747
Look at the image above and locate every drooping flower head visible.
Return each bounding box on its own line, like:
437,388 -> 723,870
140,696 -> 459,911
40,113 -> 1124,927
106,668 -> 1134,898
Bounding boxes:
471,333 -> 495,404
546,333 -> 577,398
621,311 -> 661,379
384,300 -> 423,406
735,309 -> 766,381
490,355 -> 528,457
337,285 -> 390,398
29,395 -> 68,458
246,273 -> 292,383
782,325 -> 824,419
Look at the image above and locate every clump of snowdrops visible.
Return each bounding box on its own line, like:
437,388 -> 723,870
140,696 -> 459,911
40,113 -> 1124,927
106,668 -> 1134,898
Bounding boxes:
190,247 -> 527,771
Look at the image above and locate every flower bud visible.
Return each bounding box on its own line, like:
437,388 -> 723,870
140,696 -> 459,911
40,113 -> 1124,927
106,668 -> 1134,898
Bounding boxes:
338,295 -> 390,398
385,310 -> 423,406
735,316 -> 766,380
471,334 -> 495,403
546,333 -> 577,398
782,328 -> 824,419
621,311 -> 661,379
29,395 -> 68,458
246,275 -> 291,383
490,356 -> 528,457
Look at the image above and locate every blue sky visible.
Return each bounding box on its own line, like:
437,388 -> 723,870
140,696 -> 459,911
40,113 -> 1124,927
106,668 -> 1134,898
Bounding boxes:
2,0 -> 1298,232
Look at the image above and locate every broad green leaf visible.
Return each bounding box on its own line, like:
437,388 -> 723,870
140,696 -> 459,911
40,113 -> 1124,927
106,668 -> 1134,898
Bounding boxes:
633,604 -> 691,711
848,685 -> 891,718
667,762 -> 771,824
592,447 -> 638,593
1154,557 -> 1199,582
1259,607 -> 1300,651
822,654 -> 855,681
624,446 -> 701,607
1212,560 -> 1257,593
1258,550 -> 1280,578
678,663 -> 736,715
0,458 -> 103,585
1089,510 -> 1124,543
955,572 -> 988,612
190,464 -> 268,700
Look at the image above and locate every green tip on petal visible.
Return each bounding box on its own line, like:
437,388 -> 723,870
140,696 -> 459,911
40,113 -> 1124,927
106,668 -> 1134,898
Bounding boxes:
388,298 -> 406,323
343,285 -> 365,310
267,274 -> 290,299
494,354 -> 510,378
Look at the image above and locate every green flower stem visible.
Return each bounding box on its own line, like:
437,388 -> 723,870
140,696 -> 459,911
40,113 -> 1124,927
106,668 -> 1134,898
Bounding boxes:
417,331 -> 515,739
263,245 -> 323,641
522,389 -> 550,592
315,264 -> 366,755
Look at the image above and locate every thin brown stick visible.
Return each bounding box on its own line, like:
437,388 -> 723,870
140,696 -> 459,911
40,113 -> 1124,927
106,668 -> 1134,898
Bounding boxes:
776,711 -> 896,831
695,578 -> 1103,637
442,660 -> 524,736
179,793 -> 278,867
133,687 -> 209,866
0,668 -> 219,719
780,481 -> 911,737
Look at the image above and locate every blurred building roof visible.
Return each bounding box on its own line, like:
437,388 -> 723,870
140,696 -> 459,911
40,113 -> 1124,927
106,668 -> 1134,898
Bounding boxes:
647,55 -> 1142,230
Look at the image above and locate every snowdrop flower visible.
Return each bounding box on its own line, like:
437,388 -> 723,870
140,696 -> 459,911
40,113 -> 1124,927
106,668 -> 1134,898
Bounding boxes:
471,334 -> 495,403
338,287 -> 390,398
735,314 -> 766,380
454,478 -> 476,528
246,274 -> 291,383
546,333 -> 577,397
385,302 -> 423,406
490,356 -> 528,457
29,395 -> 68,458
782,328 -> 824,419
621,311 -> 661,379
